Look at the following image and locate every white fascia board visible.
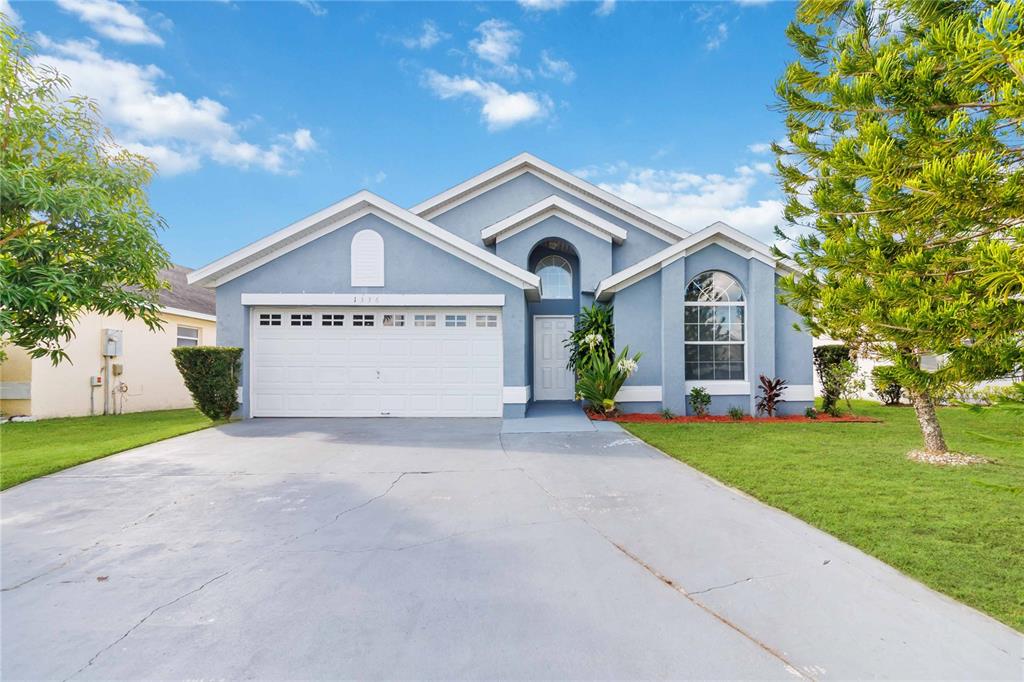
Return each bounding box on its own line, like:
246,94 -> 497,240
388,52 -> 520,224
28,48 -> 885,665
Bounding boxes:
160,307 -> 216,322
187,192 -> 370,286
240,293 -> 506,307
481,196 -> 628,245
187,191 -> 541,294
594,222 -> 787,301
411,153 -> 689,244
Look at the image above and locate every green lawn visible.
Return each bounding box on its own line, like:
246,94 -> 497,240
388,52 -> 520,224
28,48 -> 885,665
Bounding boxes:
624,401 -> 1024,631
0,409 -> 214,491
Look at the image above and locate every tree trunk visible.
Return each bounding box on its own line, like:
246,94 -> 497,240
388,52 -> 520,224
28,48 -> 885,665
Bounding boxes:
911,390 -> 948,454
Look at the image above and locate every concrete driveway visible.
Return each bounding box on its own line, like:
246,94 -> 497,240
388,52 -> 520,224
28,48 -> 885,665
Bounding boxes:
2,418 -> 1021,680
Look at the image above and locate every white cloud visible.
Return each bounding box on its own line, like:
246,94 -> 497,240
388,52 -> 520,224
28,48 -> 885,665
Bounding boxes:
470,19 -> 521,70
538,50 -> 575,84
55,0 -> 164,46
705,22 -> 729,50
595,0 -> 616,16
517,0 -> 568,10
296,0 -> 327,16
1,0 -> 22,26
422,69 -> 551,131
362,170 -> 387,185
748,142 -> 772,154
400,19 -> 449,49
574,161 -> 784,243
289,128 -> 317,151
33,36 -> 314,175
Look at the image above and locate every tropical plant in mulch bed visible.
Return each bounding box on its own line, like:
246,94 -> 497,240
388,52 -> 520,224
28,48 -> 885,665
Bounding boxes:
576,346 -> 642,416
688,386 -> 711,417
565,304 -> 614,373
755,375 -> 787,417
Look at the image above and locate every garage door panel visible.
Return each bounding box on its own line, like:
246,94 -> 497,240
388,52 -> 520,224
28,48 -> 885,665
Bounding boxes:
251,307 -> 502,417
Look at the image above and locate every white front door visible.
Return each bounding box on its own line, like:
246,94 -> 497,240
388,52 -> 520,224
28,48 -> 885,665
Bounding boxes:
250,307 -> 503,417
533,315 -> 575,401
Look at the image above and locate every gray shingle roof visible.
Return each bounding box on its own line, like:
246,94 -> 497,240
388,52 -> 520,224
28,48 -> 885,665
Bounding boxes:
156,265 -> 216,317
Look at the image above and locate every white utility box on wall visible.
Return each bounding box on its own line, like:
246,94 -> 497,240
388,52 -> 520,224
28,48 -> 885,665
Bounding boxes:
102,329 -> 124,357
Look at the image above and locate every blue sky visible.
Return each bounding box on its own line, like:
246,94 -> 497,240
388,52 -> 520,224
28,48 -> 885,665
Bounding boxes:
6,0 -> 798,268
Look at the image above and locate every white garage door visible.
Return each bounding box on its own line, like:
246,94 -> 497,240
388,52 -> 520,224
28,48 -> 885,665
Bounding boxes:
250,307 -> 503,417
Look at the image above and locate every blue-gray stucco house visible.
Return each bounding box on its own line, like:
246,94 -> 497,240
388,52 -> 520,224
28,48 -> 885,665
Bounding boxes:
189,153 -> 814,418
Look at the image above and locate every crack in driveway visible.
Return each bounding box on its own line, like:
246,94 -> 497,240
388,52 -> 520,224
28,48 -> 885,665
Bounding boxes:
498,433 -> 813,680
63,570 -> 231,681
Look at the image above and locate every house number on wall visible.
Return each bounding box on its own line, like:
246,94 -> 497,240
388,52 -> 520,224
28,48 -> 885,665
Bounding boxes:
350,295 -> 381,304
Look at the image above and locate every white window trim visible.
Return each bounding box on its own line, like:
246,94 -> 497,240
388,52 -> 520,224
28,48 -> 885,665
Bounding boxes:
536,255 -> 573,300
684,300 -> 747,383
176,325 -> 201,346
684,272 -> 747,383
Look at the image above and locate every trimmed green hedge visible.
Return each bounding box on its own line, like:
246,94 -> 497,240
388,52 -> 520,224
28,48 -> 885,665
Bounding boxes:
171,346 -> 242,421
813,344 -> 851,414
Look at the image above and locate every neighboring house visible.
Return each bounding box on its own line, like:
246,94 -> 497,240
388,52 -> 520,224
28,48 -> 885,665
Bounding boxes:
812,337 -> 1021,402
189,153 -> 813,418
0,266 -> 216,419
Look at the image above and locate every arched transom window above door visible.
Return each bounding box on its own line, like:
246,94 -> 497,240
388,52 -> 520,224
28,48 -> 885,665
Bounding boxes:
684,271 -> 745,381
535,254 -> 573,300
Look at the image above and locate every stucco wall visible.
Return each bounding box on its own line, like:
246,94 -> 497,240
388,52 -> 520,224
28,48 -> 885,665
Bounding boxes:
428,171 -> 672,271
608,243 -> 813,416
496,215 -> 612,295
614,270 -> 662,387
215,212 -> 528,418
8,310 -> 215,419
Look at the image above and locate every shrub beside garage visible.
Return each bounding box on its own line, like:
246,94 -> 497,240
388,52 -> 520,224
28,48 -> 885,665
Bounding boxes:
171,347 -> 243,421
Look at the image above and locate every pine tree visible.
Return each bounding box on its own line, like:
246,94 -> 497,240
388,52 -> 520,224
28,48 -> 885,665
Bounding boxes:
774,0 -> 1024,454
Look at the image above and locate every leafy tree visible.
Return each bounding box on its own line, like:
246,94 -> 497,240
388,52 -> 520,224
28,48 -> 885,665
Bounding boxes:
0,18 -> 169,364
774,0 -> 1024,453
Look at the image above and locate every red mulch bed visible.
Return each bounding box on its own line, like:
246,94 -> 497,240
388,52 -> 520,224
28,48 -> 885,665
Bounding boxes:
587,411 -> 880,424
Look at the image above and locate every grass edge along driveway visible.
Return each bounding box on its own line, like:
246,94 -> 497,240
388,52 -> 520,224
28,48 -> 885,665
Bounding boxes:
624,400 -> 1024,632
1,409 -> 215,491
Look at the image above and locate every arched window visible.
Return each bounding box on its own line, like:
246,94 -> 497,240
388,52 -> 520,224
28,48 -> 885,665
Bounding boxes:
684,271 -> 745,381
535,255 -> 572,299
351,229 -> 384,287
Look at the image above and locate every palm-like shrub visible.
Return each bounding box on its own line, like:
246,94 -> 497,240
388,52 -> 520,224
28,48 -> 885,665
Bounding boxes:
576,346 -> 641,415
755,375 -> 787,417
565,304 -> 614,373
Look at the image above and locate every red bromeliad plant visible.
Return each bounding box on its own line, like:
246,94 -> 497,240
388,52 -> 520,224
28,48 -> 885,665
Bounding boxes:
755,375 -> 787,417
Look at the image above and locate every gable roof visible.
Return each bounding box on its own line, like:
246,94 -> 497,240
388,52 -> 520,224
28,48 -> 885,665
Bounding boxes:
157,265 -> 216,317
187,190 -> 541,296
594,221 -> 798,301
480,195 -> 628,246
411,152 -> 690,244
